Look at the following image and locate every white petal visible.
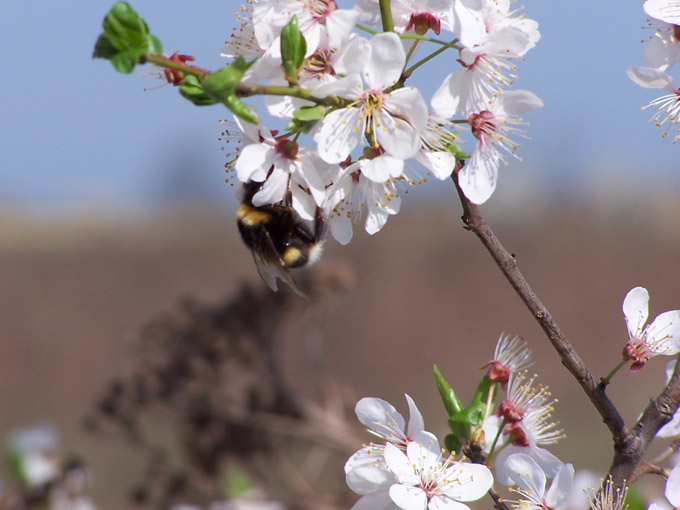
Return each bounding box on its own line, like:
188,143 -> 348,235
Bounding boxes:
666,461 -> 680,507
326,9 -> 360,48
406,431 -> 442,471
627,66 -> 676,92
351,491 -> 400,510
385,87 -> 429,131
388,484 -> 427,510
646,311 -> 680,354
252,166 -> 288,206
441,463 -> 494,502
384,443 -> 421,486
333,36 -> 371,76
365,206 -> 390,235
375,111 -> 421,160
290,185 -> 316,221
453,0 -> 486,48
504,454 -> 546,497
405,394 -> 425,439
235,143 -> 275,182
644,0 -> 680,25
313,74 -> 364,101
458,149 -> 499,205
329,214 -> 354,245
317,107 -> 363,163
644,32 -> 680,72
530,446 -> 564,480
366,33 -> 406,89
345,448 -> 394,495
495,90 -> 544,116
355,398 -> 407,440
431,73 -> 461,118
428,497 -> 472,510
545,463 -> 574,509
361,155 -> 403,183
416,150 -> 456,180
622,287 -> 650,339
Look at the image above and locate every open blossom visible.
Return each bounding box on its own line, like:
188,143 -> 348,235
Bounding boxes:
589,477 -> 628,510
455,90 -> 543,204
383,431 -> 493,510
345,395 -> 425,498
431,2 -> 539,117
481,333 -> 533,386
494,371 -> 564,485
627,67 -> 680,142
504,454 -> 574,510
313,32 -> 429,165
621,286 -> 680,372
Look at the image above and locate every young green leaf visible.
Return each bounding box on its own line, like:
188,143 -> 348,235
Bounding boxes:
433,365 -> 463,417
280,16 -> 307,82
93,2 -> 162,74
179,75 -> 219,106
224,94 -> 258,124
447,143 -> 471,161
292,105 -> 327,122
447,376 -> 496,440
201,56 -> 252,101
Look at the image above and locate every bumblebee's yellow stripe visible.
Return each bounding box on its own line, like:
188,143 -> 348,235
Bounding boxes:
237,204 -> 272,226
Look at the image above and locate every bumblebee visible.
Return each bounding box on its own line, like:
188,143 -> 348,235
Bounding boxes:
236,181 -> 326,296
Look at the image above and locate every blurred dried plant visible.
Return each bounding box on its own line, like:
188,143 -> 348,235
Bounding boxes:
85,264 -> 362,509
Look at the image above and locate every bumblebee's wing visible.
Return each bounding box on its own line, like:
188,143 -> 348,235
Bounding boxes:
252,229 -> 307,297
251,252 -> 306,297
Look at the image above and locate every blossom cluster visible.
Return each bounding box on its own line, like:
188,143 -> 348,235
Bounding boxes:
628,0 -> 680,141
222,0 -> 542,245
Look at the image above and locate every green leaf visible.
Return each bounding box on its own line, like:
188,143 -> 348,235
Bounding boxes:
224,94 -> 257,124
93,2 -> 162,74
280,16 -> 307,81
292,105 -> 326,122
444,433 -> 462,454
623,485 -> 646,510
201,56 -> 252,101
447,143 -> 471,161
447,376 -> 496,440
179,75 -> 219,106
433,365 -> 463,417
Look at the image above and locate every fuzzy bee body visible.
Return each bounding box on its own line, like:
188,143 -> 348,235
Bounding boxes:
236,183 -> 326,296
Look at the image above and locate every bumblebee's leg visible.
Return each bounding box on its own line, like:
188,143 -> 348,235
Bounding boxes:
313,206 -> 326,241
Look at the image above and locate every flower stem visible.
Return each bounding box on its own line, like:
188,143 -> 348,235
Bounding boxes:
400,41 -> 456,84
144,54 -> 205,78
600,360 -> 628,387
378,0 -> 394,32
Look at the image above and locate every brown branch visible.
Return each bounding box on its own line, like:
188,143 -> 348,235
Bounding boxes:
609,354 -> 680,487
450,165 -> 627,444
451,164 -> 680,490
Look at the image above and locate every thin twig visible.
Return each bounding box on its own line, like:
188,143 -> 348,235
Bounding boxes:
450,164 -> 627,444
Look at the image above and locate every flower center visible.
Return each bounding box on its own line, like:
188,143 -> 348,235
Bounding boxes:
468,110 -> 497,140
275,137 -> 299,160
303,0 -> 337,22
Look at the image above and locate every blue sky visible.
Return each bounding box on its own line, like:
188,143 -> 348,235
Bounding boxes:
1,0 -> 677,215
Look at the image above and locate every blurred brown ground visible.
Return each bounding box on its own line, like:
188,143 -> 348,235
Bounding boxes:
1,196 -> 680,507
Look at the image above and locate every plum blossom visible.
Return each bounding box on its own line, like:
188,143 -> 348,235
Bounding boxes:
454,90 -> 543,204
494,371 -> 564,485
232,115 -> 336,220
621,286 -> 680,372
383,431 -> 493,510
323,158 -> 405,243
313,32 -> 429,165
353,0 -> 452,34
481,333 -> 533,387
431,2 -> 539,117
627,67 -> 680,142
345,395 -> 425,498
504,454 -> 574,510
